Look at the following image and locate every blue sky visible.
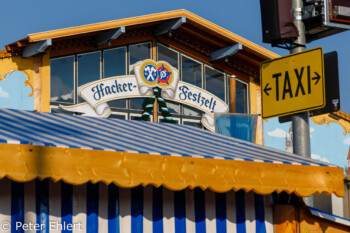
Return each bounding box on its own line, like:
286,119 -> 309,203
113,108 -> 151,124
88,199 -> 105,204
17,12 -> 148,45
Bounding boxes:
1,0 -> 349,114
0,71 -> 33,110
264,118 -> 349,168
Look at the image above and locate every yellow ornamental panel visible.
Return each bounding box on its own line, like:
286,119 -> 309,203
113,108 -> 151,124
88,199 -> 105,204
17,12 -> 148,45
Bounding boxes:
261,47 -> 325,119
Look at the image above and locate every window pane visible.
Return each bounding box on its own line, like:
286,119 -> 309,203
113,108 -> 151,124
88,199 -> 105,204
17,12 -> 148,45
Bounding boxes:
109,114 -> 126,120
129,43 -> 151,74
50,56 -> 74,103
51,107 -> 74,114
129,43 -> 151,109
181,56 -> 202,88
163,101 -> 180,114
157,44 -> 178,69
205,67 -> 225,101
104,47 -> 126,77
104,47 -> 126,108
183,106 -> 202,117
183,121 -> 202,129
130,114 -> 152,121
159,118 -> 180,124
77,52 -> 100,103
236,80 -> 248,113
78,52 -> 100,86
130,98 -> 148,110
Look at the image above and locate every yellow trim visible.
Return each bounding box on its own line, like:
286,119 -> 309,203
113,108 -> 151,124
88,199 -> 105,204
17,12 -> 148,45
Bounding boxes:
41,52 -> 51,112
26,10 -> 278,59
0,143 -> 344,197
312,114 -> 350,135
0,56 -> 35,106
249,78 -> 264,145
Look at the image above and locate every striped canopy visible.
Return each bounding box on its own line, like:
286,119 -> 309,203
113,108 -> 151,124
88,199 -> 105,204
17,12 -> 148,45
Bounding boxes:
0,108 -> 344,197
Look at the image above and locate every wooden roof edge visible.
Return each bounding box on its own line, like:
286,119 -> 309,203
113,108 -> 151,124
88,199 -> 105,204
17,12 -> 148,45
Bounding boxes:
5,10 -> 278,60
331,111 -> 350,122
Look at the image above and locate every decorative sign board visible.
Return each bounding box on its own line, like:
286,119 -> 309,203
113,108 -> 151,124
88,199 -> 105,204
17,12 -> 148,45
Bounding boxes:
260,47 -> 325,119
60,59 -> 228,131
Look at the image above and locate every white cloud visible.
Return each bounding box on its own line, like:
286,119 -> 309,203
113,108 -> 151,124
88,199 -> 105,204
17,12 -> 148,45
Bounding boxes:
343,137 -> 350,145
310,127 -> 315,133
311,153 -> 330,163
0,87 -> 9,98
267,128 -> 287,138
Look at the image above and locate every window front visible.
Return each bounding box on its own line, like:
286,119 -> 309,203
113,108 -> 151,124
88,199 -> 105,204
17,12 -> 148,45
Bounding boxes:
50,42 -> 249,129
156,43 -> 249,129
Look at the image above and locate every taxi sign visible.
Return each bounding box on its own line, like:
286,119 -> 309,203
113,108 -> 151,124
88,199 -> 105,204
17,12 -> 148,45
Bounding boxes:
261,47 -> 325,119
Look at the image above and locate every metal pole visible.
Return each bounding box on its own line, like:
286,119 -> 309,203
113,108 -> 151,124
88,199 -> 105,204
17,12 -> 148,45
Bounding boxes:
291,0 -> 313,206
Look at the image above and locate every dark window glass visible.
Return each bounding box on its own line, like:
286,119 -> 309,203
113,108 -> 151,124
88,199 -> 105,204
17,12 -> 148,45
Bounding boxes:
182,56 -> 202,88
205,67 -> 225,101
77,52 -> 100,102
183,121 -> 202,129
104,47 -> 126,77
183,105 -> 202,117
129,43 -> 151,74
162,101 -> 180,114
130,115 -> 151,121
157,44 -> 178,69
236,80 -> 248,113
129,43 -> 151,109
159,118 -> 179,124
104,47 -> 126,108
50,56 -> 74,103
109,114 -> 126,120
77,52 -> 100,86
51,107 -> 74,114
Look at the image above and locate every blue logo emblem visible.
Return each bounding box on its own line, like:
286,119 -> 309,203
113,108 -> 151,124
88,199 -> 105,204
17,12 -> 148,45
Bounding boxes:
143,64 -> 157,83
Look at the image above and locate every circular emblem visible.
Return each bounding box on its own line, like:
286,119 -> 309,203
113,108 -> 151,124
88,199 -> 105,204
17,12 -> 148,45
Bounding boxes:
157,65 -> 171,84
142,63 -> 157,84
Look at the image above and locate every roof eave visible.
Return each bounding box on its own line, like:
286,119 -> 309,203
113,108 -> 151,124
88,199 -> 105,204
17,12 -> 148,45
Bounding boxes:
7,9 -> 278,60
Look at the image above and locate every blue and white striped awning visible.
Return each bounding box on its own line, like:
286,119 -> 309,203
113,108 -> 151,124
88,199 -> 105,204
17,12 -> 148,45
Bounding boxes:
0,108 -> 344,197
0,108 -> 333,166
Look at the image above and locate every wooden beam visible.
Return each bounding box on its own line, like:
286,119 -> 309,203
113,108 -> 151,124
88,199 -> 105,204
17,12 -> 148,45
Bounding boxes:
179,25 -> 226,47
229,76 -> 236,113
22,39 -> 52,58
152,39 -> 158,123
94,26 -> 125,46
210,44 -> 243,62
154,16 -> 186,36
